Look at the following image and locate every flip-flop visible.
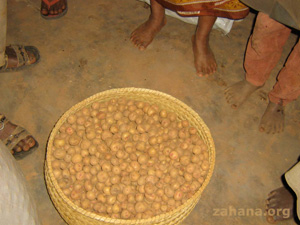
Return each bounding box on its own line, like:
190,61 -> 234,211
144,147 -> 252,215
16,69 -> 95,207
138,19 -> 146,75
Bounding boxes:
0,45 -> 40,73
41,0 -> 68,20
0,114 -> 39,160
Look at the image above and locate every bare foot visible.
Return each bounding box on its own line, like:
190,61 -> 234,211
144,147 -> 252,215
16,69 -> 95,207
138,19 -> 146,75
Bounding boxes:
130,6 -> 166,51
266,187 -> 294,223
225,80 -> 261,109
41,0 -> 67,18
259,102 -> 284,134
192,35 -> 217,77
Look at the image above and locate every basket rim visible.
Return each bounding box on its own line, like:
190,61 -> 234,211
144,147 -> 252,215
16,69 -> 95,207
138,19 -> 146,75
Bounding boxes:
45,87 -> 216,224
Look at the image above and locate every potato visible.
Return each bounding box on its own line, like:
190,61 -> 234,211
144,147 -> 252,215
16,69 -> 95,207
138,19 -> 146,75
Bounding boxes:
80,139 -> 91,150
190,181 -> 201,192
135,202 -> 147,213
86,191 -> 96,200
84,180 -> 93,192
70,190 -> 81,200
76,117 -> 86,126
174,190 -> 183,201
137,154 -> 148,164
145,193 -> 155,202
53,149 -> 66,160
130,161 -> 140,171
74,163 -> 83,172
169,168 -> 179,178
69,134 -> 81,146
161,204 -> 168,212
53,138 -> 66,148
184,173 -> 193,182
186,164 -> 195,173
136,141 -> 146,151
101,162 -> 112,172
107,196 -> 117,205
180,155 -> 190,166
102,130 -> 113,140
201,160 -> 209,171
168,112 -> 177,122
169,150 -> 179,160
144,182 -> 156,194
130,171 -> 140,182
72,154 -> 82,163
75,171 -> 85,181
112,166 -> 121,175
53,169 -> 62,179
67,115 -> 77,124
164,186 -> 175,198
110,184 -> 121,195
121,209 -> 131,219
111,175 -> 121,184
97,171 -> 109,183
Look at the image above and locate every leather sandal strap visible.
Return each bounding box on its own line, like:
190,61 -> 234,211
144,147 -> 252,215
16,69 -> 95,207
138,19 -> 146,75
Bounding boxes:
3,125 -> 28,150
0,114 -> 28,150
9,45 -> 26,67
19,47 -> 30,66
43,0 -> 62,9
0,114 -> 11,131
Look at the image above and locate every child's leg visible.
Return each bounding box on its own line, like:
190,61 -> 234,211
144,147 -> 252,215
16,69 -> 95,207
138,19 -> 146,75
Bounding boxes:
225,12 -> 291,109
259,39 -> 300,134
245,12 -> 291,86
0,0 -> 7,67
193,15 -> 217,77
269,39 -> 300,106
130,0 -> 166,50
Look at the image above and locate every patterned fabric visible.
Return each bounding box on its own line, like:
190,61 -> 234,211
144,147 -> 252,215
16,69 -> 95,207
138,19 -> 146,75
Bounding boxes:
156,0 -> 249,19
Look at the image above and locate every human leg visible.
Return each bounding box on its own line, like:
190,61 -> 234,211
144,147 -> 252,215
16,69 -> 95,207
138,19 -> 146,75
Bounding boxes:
130,0 -> 166,50
0,0 -> 7,67
259,38 -> 300,133
193,15 -> 217,77
225,12 -> 291,108
268,39 -> 300,106
0,0 -> 40,72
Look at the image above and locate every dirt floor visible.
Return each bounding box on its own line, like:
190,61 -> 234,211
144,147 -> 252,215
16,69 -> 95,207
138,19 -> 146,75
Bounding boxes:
1,0 -> 300,224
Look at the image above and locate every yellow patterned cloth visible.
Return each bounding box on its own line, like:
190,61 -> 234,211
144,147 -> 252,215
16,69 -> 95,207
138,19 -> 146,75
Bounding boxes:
157,0 -> 249,19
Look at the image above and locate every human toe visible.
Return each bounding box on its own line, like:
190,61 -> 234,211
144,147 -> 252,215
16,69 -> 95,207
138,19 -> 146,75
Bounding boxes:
26,136 -> 36,148
13,145 -> 22,153
41,8 -> 48,15
138,45 -> 146,51
266,215 -> 277,224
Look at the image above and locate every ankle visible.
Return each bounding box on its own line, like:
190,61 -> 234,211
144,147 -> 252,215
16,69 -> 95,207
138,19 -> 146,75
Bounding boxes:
149,13 -> 165,24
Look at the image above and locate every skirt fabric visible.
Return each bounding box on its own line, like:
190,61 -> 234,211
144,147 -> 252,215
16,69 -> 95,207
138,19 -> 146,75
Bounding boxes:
156,0 -> 249,19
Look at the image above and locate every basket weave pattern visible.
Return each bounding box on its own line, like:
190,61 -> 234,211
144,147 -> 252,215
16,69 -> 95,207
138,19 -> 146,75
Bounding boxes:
45,88 -> 215,225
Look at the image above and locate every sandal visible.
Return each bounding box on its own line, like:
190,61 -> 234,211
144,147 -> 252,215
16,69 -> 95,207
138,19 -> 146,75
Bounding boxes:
0,114 -> 39,160
41,0 -> 68,20
0,45 -> 40,73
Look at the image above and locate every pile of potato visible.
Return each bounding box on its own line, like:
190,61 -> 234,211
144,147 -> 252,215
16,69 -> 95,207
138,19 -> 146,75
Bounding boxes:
51,98 -> 209,220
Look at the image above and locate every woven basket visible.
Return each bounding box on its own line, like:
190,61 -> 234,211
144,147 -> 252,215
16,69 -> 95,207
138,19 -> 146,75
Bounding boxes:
45,88 -> 215,225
